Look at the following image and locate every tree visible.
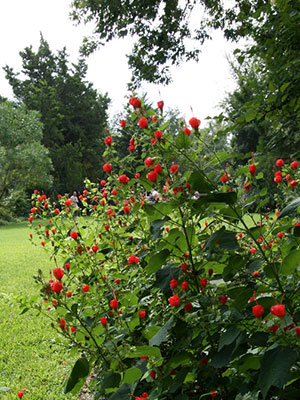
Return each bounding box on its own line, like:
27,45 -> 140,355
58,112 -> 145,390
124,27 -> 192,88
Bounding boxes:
4,35 -> 110,194
0,101 -> 52,219
71,0 -> 300,136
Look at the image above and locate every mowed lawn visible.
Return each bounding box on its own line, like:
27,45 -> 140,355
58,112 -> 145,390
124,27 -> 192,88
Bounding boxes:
0,222 -> 77,400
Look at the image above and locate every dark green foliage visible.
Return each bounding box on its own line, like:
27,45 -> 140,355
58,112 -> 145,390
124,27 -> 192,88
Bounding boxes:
0,101 -> 52,218
4,35 -> 110,194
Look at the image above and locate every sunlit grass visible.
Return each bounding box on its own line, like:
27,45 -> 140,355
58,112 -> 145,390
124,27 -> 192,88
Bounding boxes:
0,222 -> 77,399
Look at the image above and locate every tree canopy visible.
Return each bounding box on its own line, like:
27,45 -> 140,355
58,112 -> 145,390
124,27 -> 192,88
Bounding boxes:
0,101 -> 52,218
4,36 -> 110,194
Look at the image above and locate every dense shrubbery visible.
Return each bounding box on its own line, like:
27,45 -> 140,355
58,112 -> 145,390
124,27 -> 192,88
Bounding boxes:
24,98 -> 300,400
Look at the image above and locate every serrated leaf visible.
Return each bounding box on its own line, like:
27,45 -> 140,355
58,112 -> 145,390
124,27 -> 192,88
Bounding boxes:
281,250 -> 300,275
149,317 -> 174,346
175,130 -> 191,149
122,367 -> 142,384
189,171 -> 212,193
218,326 -> 241,351
145,249 -> 170,274
258,346 -> 297,399
278,198 -> 300,219
127,346 -> 161,358
64,358 -> 90,394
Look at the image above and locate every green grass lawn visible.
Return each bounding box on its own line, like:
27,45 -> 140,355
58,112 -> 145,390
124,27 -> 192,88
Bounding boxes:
0,222 -> 78,400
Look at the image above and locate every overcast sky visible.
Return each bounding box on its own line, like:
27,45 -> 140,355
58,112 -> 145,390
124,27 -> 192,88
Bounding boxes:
0,0 -> 238,124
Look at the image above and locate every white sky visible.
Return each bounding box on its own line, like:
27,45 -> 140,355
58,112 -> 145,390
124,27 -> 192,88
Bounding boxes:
0,0 -> 238,124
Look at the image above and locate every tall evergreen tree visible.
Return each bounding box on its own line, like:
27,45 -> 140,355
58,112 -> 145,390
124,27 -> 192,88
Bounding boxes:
4,35 -> 110,193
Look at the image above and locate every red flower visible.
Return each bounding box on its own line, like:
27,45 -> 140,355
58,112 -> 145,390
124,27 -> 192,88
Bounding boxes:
170,164 -> 179,174
128,255 -> 139,264
66,291 -> 72,297
274,174 -> 282,183
154,164 -> 162,174
291,161 -> 298,169
110,299 -> 119,309
270,304 -> 285,318
139,311 -> 146,318
65,199 -> 72,206
129,97 -> 141,108
184,302 -> 193,312
105,136 -> 112,145
70,231 -> 78,239
183,127 -> 191,136
120,119 -> 126,127
138,117 -> 148,129
276,158 -> 284,167
53,268 -> 64,280
103,163 -> 112,173
92,245 -> 98,253
119,174 -> 129,184
210,390 -> 218,398
252,304 -> 264,318
269,325 -> 279,333
123,206 -> 130,214
151,138 -> 156,145
144,157 -> 154,168
54,208 -> 60,214
220,173 -> 230,183
157,100 -> 164,110
150,370 -> 156,379
249,164 -> 256,174
169,279 -> 178,288
18,392 -> 24,398
277,232 -> 283,239
168,295 -> 180,307
200,278 -> 207,287
219,295 -> 227,305
147,170 -> 158,182
290,180 -> 297,188
100,317 -> 108,326
71,327 -> 77,333
244,180 -> 252,191
104,224 -> 109,231
154,130 -> 163,139
51,281 -> 63,293
189,117 -> 201,129
82,284 -> 90,293
296,327 -> 300,336
181,281 -> 189,291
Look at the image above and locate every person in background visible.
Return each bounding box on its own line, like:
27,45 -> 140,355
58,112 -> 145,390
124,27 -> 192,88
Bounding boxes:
70,191 -> 79,217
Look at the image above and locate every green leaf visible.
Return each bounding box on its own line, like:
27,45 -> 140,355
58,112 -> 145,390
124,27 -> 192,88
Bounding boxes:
168,351 -> 191,368
175,130 -> 191,149
278,198 -> 300,219
294,226 -> 300,237
150,219 -> 167,240
149,317 -> 174,346
218,326 -> 241,351
238,355 -> 260,373
122,367 -> 142,384
64,358 -> 90,394
281,250 -> 300,275
245,109 -> 256,122
210,343 -> 236,368
108,384 -> 132,400
258,346 -> 297,399
129,313 -> 140,332
189,171 -> 212,193
145,249 -> 170,274
127,346 -> 161,358
101,372 -> 121,390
